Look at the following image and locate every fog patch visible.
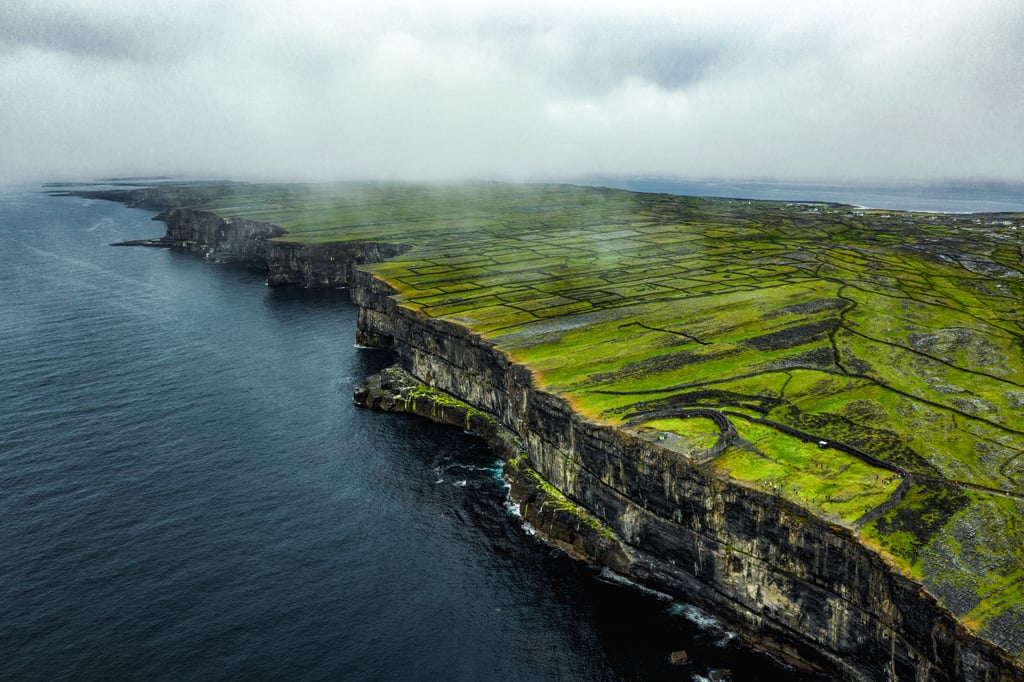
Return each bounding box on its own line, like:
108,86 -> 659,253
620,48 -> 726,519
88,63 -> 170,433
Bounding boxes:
2,0 -> 1022,185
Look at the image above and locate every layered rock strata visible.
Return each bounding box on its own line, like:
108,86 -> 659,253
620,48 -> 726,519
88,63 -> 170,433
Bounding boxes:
105,190 -> 1023,682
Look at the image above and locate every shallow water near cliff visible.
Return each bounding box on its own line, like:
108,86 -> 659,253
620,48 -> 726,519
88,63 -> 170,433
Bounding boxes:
0,190 -> 828,681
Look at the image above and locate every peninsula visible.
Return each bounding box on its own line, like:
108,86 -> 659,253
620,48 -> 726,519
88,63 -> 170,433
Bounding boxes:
86,180 -> 1024,680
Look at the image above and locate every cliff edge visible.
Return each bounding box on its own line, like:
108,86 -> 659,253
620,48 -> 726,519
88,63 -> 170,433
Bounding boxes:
96,181 -> 1024,681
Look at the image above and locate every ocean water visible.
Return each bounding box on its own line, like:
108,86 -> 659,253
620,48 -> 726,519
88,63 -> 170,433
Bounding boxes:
0,190 -> 821,681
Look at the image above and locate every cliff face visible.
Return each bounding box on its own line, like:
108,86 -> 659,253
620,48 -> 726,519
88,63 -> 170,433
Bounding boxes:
159,207 -> 408,288
80,186 -> 407,288
350,268 -> 1024,682
128,201 -> 1023,682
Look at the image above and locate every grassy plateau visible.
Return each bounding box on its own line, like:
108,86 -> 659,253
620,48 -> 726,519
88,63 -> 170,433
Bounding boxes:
154,180 -> 1024,655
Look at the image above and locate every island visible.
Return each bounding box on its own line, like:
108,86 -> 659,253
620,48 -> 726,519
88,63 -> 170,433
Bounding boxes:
82,180 -> 1024,680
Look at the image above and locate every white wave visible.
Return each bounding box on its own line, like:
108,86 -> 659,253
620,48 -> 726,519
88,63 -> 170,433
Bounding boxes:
714,631 -> 738,648
454,479 -> 467,487
521,521 -> 536,536
447,463 -> 499,473
594,567 -> 674,602
668,602 -> 721,630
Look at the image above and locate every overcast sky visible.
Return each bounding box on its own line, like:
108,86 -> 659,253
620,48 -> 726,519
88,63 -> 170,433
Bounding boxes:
2,0 -> 1022,186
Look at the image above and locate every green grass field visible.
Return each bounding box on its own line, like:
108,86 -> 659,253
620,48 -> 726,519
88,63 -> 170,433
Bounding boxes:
170,180 -> 1024,654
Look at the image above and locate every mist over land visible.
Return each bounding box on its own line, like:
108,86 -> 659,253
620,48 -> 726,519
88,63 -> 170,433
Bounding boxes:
4,4 -> 1024,675
2,0 -> 1022,189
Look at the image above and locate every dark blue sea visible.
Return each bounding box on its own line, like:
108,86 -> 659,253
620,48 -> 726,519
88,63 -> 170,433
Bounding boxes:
0,189 -> 826,681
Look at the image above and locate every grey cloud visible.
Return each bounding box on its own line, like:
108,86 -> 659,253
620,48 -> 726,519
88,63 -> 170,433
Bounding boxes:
534,36 -> 727,95
1,0 -> 1022,186
0,1 -> 226,62
403,7 -> 733,95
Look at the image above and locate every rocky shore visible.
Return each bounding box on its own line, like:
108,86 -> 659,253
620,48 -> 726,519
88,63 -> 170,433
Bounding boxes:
95,185 -> 1024,681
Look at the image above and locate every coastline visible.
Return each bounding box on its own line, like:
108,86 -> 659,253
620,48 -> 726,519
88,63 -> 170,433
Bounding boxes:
90,183 -> 1024,681
346,252 -> 1022,681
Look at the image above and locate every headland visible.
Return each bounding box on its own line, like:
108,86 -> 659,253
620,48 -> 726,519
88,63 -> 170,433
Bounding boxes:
82,180 -> 1024,680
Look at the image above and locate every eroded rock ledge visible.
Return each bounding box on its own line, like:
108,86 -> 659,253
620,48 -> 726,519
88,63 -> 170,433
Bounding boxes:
354,365 -> 632,572
103,187 -> 1024,682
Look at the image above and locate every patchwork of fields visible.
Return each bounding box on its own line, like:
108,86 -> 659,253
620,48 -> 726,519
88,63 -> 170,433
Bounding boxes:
188,181 -> 1024,652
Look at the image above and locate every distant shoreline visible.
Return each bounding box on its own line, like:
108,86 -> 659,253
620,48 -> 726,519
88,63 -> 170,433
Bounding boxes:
567,176 -> 1024,213
18,176 -> 1024,214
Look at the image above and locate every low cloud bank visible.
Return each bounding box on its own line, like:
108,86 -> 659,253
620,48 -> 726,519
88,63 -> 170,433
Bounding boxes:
2,0 -> 1022,184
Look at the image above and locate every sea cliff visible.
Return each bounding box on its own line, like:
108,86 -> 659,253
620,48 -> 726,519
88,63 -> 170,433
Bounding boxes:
94,184 -> 1024,681
349,267 -> 1021,681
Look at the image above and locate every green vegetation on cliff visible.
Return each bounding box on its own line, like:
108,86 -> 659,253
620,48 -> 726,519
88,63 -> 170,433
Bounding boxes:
161,180 -> 1024,656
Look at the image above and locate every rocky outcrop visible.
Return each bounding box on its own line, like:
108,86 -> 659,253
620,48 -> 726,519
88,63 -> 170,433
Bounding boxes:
354,365 -> 633,571
115,198 -> 1024,681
